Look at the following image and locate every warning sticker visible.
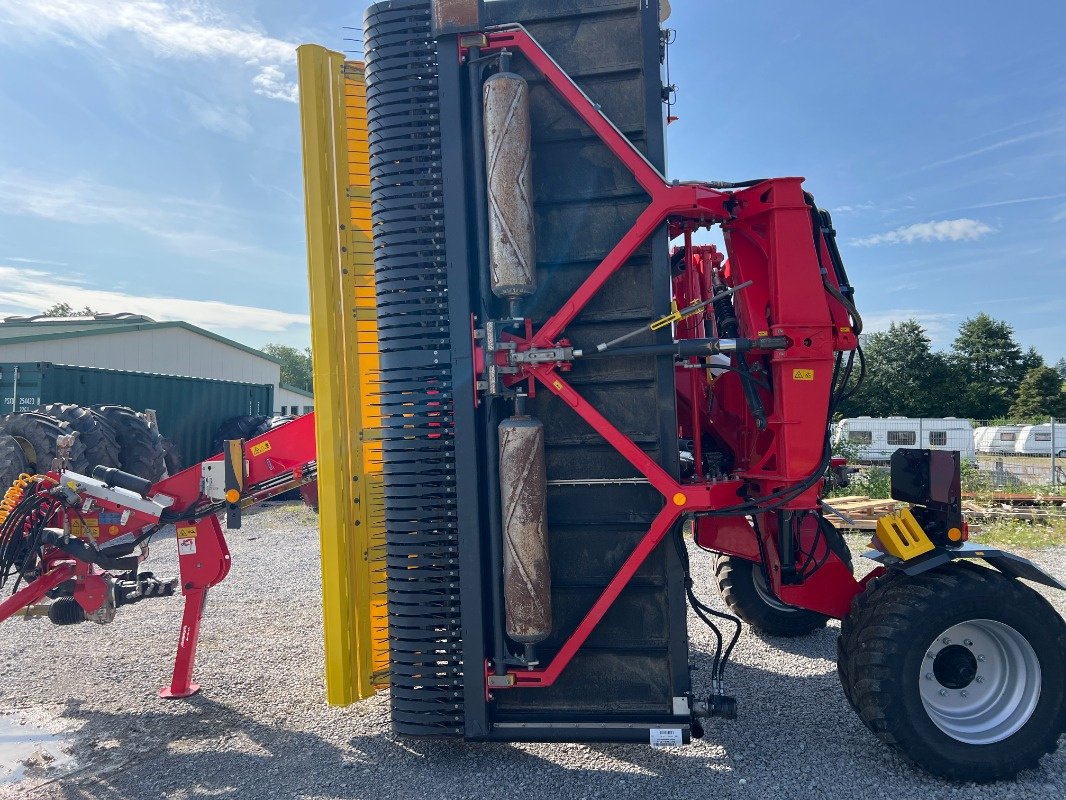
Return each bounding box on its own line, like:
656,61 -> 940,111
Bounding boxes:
176,525 -> 197,539
792,368 -> 815,381
178,537 -> 197,556
250,440 -> 272,457
650,728 -> 683,748
70,518 -> 99,539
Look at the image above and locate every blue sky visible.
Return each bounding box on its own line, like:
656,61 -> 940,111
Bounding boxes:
0,1 -> 1063,360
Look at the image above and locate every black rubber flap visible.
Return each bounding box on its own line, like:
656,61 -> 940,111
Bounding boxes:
365,0 -> 463,736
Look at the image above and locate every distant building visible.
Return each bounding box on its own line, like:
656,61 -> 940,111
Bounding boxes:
0,313 -> 312,416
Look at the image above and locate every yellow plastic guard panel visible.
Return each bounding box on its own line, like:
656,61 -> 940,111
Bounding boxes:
297,45 -> 387,704
875,507 -> 935,561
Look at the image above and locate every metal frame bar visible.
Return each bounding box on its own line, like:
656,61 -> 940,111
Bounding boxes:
475,26 -> 861,689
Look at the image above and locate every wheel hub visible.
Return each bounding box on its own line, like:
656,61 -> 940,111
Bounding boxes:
932,644 -> 977,689
919,619 -> 1041,745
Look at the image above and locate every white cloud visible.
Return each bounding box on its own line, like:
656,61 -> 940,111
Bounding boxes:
0,173 -> 264,258
0,0 -> 298,103
851,218 -> 994,247
251,64 -> 298,103
832,201 -> 875,214
0,266 -> 308,334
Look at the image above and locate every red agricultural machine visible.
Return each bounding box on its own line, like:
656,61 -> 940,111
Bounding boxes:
1,0 -> 1063,784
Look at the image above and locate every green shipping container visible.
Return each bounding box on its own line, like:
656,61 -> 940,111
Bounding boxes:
0,362 -> 273,466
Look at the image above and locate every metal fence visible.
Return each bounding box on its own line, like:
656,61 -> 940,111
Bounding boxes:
972,418 -> 1064,491
836,416 -> 1064,491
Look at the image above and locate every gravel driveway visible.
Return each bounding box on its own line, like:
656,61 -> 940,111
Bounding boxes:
2,504 -> 1063,799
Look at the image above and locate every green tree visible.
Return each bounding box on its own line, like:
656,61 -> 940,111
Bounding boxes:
949,313 -> 1028,418
1055,357 -> 1066,380
1008,366 -> 1066,419
41,302 -> 99,317
262,343 -> 313,392
839,319 -> 957,417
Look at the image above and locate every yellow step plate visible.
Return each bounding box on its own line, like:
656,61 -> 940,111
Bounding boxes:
875,507 -> 935,561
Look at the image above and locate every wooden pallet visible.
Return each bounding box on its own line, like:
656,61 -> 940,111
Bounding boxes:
821,495 -> 898,531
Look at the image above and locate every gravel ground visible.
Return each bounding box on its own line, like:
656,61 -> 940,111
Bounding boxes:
1,503 -> 1064,799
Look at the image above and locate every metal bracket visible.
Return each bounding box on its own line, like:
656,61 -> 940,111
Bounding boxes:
480,319 -> 519,396
511,346 -> 574,364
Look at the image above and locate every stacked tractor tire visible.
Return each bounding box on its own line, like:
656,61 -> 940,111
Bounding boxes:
0,405 -> 170,486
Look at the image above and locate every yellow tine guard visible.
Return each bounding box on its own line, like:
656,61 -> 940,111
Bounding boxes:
298,45 -> 387,704
875,507 -> 935,561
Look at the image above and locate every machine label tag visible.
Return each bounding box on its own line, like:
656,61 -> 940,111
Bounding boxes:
649,728 -> 683,747
178,537 -> 197,555
792,368 -> 815,381
176,525 -> 197,539
250,440 -> 272,457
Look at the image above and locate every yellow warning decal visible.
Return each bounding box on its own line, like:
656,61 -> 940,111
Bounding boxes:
839,326 -> 852,333
176,525 -> 197,539
552,380 -> 563,391
793,369 -> 815,381
757,330 -> 769,337
70,518 -> 99,538
250,440 -> 272,457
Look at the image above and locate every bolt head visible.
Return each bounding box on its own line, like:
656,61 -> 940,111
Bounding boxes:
926,652 -> 935,659
975,676 -> 984,684
964,639 -> 974,647
960,690 -> 968,698
925,673 -> 934,680
939,689 -> 948,696
977,655 -> 986,662
942,637 -> 951,644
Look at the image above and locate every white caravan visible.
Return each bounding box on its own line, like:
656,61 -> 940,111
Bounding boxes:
1013,424 -> 1066,457
835,416 -> 976,462
974,425 -> 1024,455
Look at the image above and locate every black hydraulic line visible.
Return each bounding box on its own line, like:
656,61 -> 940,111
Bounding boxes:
711,285 -> 767,430
39,529 -> 140,572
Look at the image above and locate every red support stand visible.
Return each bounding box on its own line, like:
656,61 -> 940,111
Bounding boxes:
158,514 -> 231,699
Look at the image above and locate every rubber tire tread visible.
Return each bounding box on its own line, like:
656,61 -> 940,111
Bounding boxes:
0,433 -> 29,490
93,406 -> 167,482
37,403 -> 121,471
714,531 -> 854,638
837,561 -> 1066,782
212,415 -> 269,456
0,412 -> 89,473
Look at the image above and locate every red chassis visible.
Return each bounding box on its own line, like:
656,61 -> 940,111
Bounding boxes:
0,414 -> 317,698
468,28 -> 879,689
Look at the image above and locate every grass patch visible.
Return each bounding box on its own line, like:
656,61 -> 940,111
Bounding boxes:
971,518 -> 1066,550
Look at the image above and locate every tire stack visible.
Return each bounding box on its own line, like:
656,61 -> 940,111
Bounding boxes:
93,406 -> 170,481
0,404 -> 168,485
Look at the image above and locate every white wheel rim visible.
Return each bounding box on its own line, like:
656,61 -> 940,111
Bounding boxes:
751,566 -> 795,612
919,619 -> 1041,745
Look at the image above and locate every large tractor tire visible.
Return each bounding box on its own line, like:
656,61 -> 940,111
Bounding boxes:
212,414 -> 269,456
838,561 -> 1065,782
0,433 -> 29,489
37,403 -> 121,472
714,525 -> 853,637
92,406 -> 167,482
0,412 -> 89,474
